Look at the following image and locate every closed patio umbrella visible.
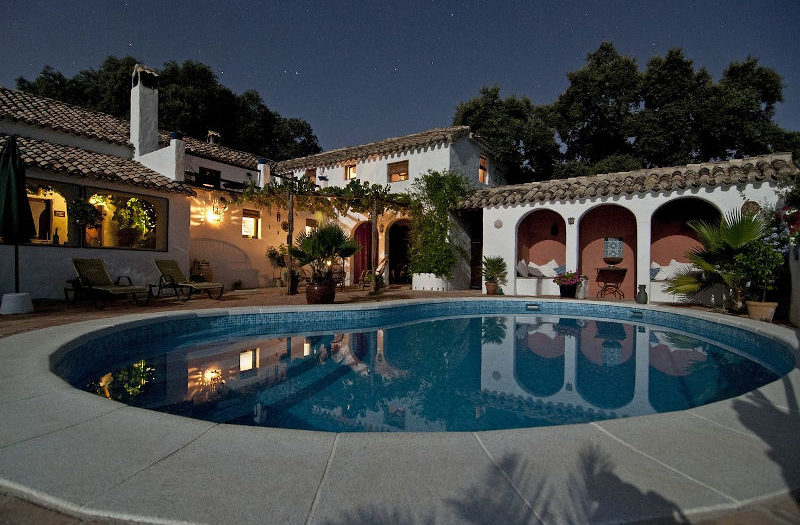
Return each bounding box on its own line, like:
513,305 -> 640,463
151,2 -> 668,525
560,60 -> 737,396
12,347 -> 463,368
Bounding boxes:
0,135 -> 36,294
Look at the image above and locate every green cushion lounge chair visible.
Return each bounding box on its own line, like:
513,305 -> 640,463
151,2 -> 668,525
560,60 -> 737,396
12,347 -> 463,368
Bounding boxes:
153,259 -> 224,300
71,258 -> 150,309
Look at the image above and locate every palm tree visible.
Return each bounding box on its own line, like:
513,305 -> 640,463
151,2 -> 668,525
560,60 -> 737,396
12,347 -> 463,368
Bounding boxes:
666,209 -> 767,311
290,223 -> 360,285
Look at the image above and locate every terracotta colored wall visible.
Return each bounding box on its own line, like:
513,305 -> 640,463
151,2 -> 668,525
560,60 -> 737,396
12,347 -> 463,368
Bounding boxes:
650,222 -> 701,265
579,205 -> 637,298
517,210 -> 566,265
650,199 -> 719,265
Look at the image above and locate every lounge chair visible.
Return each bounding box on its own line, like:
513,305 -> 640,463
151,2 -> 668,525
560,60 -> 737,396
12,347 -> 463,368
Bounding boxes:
153,259 -> 224,300
71,258 -> 150,309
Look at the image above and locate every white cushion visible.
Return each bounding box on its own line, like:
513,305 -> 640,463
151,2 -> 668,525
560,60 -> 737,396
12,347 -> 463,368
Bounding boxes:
527,262 -> 543,277
539,259 -> 558,278
654,260 -> 696,281
517,260 -> 529,277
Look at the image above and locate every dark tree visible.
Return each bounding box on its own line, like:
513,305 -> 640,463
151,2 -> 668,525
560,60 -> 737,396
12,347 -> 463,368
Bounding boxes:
453,86 -> 559,184
16,57 -> 320,160
555,42 -> 642,165
633,49 -> 712,167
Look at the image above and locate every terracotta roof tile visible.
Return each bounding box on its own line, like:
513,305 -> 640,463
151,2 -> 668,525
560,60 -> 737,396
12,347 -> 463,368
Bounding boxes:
273,126 -> 474,172
0,134 -> 195,195
458,153 -> 797,209
158,132 -> 260,170
0,87 -> 131,146
0,86 -> 261,169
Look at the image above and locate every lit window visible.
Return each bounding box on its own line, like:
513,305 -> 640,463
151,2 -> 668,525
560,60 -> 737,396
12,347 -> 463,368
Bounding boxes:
84,189 -> 168,250
479,155 -> 488,184
305,168 -> 316,184
344,164 -> 357,180
387,161 -> 409,182
23,179 -> 81,247
305,218 -> 318,235
242,209 -> 260,238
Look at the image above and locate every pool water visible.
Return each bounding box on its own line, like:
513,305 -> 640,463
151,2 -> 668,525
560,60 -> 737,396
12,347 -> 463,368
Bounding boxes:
71,314 -> 784,432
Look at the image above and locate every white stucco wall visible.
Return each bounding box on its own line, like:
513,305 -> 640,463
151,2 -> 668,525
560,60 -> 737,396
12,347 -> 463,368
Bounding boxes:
138,138 -> 185,181
450,137 -> 498,187
0,173 -> 191,300
481,181 -> 781,298
288,143 -> 452,194
188,189 -> 323,290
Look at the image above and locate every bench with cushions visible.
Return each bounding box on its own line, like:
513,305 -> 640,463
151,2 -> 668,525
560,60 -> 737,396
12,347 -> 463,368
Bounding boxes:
649,259 -> 726,305
515,259 -> 564,296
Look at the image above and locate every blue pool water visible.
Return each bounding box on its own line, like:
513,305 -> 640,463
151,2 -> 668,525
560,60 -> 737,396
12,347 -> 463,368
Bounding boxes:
56,302 -> 794,433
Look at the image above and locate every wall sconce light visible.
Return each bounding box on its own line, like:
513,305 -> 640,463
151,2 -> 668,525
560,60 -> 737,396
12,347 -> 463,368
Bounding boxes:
303,340 -> 311,356
568,217 -> 575,225
205,206 -> 222,224
201,368 -> 222,385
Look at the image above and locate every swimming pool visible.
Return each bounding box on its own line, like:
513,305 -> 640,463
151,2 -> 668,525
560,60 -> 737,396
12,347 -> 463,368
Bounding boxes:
52,299 -> 795,433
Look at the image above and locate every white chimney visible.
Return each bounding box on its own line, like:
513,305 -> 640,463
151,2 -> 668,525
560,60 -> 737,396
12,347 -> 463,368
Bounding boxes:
257,158 -> 270,187
130,64 -> 159,158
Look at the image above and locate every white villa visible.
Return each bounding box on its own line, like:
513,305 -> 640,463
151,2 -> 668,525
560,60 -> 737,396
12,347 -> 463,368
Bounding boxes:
0,65 -> 499,298
0,63 -> 798,324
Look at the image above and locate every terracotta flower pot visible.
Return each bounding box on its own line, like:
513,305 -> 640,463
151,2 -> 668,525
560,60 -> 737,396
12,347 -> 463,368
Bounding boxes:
745,301 -> 778,323
485,282 -> 498,295
306,283 -> 336,304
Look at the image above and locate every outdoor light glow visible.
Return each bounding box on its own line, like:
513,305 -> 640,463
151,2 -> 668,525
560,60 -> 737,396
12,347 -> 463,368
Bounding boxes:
205,206 -> 222,223
303,341 -> 311,356
201,368 -> 222,384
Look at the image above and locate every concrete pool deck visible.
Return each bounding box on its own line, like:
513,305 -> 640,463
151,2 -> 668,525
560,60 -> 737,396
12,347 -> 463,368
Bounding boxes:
0,288 -> 799,524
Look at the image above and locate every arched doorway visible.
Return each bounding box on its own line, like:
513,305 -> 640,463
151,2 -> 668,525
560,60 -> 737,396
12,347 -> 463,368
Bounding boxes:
352,222 -> 378,285
579,205 -> 637,298
388,219 -> 411,284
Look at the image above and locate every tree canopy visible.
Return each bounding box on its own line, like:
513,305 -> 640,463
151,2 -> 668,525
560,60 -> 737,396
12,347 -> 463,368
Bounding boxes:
16,56 -> 321,161
454,43 -> 798,183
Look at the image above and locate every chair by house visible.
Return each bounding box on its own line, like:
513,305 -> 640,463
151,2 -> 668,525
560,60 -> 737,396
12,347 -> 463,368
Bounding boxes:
71,258 -> 150,309
153,259 -> 224,300
360,258 -> 387,290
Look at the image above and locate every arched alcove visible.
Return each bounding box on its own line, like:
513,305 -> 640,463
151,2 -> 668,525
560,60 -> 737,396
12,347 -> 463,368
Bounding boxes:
579,205 -> 637,298
517,209 -> 566,265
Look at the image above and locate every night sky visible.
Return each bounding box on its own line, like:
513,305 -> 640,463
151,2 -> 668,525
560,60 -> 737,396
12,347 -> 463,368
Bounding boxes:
2,0 -> 799,151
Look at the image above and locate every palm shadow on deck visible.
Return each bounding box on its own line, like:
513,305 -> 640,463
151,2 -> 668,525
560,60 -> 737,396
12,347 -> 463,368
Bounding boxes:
321,446 -> 688,525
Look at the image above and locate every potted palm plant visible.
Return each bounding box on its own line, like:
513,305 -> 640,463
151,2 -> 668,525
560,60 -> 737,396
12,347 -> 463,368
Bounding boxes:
667,208 -> 788,321
481,256 -> 507,295
289,223 -> 360,304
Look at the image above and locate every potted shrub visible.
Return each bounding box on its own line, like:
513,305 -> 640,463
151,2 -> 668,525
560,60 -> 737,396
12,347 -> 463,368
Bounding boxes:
481,256 -> 507,295
737,236 -> 785,322
553,270 -> 580,298
289,223 -> 359,304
